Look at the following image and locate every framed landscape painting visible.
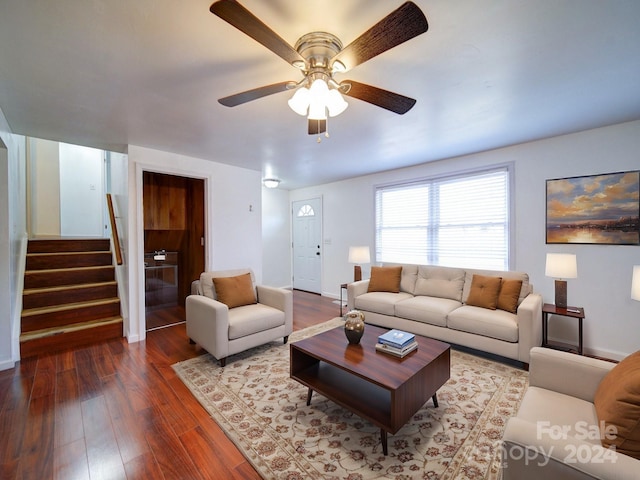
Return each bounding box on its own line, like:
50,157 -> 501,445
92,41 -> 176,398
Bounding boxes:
546,171 -> 640,245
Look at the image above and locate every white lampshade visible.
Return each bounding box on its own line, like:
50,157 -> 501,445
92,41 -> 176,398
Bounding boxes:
348,246 -> 370,264
632,265 -> 640,301
545,253 -> 578,279
288,87 -> 310,116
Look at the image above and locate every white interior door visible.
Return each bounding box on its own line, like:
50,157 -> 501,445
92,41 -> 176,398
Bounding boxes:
292,198 -> 322,293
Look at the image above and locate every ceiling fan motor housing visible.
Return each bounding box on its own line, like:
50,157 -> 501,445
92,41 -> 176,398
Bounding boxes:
293,32 -> 345,75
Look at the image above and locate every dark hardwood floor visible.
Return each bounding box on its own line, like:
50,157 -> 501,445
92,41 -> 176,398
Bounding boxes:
0,290 -> 339,480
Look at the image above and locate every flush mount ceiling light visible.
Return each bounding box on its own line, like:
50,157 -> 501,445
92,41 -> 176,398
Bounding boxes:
263,178 -> 280,188
210,1 -> 428,141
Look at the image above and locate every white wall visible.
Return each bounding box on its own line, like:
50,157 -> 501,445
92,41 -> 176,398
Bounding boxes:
262,187 -> 292,288
29,138 -> 60,237
289,120 -> 640,360
0,106 -> 27,370
59,143 -> 104,237
125,145 -> 263,343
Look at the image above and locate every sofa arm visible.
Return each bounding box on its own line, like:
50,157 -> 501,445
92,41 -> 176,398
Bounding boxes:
186,295 -> 230,360
256,285 -> 293,334
516,293 -> 543,363
502,417 -> 639,480
347,280 -> 370,311
528,347 -> 615,403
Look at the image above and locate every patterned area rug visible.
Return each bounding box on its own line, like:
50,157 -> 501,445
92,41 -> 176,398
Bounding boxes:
173,319 -> 528,479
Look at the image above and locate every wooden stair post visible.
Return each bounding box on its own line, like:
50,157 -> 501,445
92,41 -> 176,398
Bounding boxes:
20,238 -> 123,357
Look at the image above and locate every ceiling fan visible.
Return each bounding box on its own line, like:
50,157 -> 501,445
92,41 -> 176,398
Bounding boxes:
210,0 -> 428,136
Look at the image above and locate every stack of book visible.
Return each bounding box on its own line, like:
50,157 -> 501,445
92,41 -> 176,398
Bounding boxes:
376,329 -> 418,357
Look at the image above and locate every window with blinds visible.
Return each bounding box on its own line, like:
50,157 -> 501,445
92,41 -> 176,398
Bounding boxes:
375,166 -> 511,270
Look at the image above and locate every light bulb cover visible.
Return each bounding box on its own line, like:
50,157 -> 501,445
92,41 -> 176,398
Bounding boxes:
263,178 -> 280,189
288,87 -> 310,116
327,88 -> 348,117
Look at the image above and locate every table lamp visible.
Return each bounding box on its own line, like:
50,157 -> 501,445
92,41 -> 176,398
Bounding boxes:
545,253 -> 577,308
348,246 -> 370,282
632,265 -> 640,302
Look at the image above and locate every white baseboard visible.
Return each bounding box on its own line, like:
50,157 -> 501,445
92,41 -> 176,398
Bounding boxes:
0,359 -> 16,371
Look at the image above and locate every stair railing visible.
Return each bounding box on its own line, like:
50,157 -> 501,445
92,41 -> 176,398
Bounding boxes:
106,194 -> 123,266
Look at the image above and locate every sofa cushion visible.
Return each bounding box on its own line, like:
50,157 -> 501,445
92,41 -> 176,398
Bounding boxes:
594,350 -> 640,459
466,274 -> 502,310
228,303 -> 285,340
367,266 -> 402,293
354,291 -> 414,316
497,279 -> 523,314
213,273 -> 257,308
395,296 -> 461,327
414,266 -> 465,301
447,305 -> 518,342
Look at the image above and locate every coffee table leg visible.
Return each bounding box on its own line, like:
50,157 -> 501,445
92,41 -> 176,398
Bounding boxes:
432,393 -> 438,408
306,388 -> 313,406
380,429 -> 388,456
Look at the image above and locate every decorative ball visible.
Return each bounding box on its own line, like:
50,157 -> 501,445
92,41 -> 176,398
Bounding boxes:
343,309 -> 365,344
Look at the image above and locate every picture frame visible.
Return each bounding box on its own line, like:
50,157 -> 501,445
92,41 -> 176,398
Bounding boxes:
546,171 -> 640,245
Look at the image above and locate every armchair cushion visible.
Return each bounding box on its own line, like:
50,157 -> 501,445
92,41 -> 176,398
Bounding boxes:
594,350 -> 640,458
213,272 -> 257,308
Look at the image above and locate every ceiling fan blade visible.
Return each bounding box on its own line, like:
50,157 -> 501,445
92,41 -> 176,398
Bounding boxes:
331,2 -> 428,72
308,119 -> 327,135
341,80 -> 416,114
210,0 -> 305,67
219,81 -> 295,107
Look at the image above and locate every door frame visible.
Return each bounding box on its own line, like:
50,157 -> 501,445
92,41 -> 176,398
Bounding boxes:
130,162 -> 212,343
291,196 -> 323,294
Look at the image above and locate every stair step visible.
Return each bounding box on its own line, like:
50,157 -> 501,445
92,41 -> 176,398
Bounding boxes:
24,265 -> 115,289
21,298 -> 121,333
20,317 -> 123,358
26,251 -> 113,270
22,281 -> 118,309
27,238 -> 111,254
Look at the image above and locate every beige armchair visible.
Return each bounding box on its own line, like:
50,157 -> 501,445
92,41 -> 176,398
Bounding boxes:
186,269 -> 293,367
501,347 -> 639,479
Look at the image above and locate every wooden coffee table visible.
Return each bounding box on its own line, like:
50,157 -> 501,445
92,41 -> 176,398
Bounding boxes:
290,324 -> 450,455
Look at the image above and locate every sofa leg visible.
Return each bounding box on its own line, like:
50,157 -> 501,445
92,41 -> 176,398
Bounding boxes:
188,338 -> 195,345
219,357 -> 226,367
283,336 -> 289,344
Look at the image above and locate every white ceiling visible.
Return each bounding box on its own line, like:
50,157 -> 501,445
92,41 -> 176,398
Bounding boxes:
1,0 -> 639,189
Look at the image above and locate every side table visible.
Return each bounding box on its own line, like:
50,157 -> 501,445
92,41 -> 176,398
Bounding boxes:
339,283 -> 348,316
542,303 -> 584,355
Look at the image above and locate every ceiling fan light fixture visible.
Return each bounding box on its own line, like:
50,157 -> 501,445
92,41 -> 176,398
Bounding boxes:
326,88 -> 348,117
308,98 -> 327,120
288,87 -> 310,116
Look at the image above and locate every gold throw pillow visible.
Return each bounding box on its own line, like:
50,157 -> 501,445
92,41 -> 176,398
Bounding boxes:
594,350 -> 640,459
466,274 -> 502,310
497,279 -> 523,314
367,266 -> 402,293
212,273 -> 257,308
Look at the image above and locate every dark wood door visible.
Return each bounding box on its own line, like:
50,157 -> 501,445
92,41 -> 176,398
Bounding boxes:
143,172 -> 205,329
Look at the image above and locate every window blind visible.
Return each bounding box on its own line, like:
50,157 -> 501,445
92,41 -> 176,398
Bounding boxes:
375,167 -> 510,270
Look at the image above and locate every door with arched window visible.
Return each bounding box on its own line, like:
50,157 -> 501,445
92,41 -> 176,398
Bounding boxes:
292,198 -> 322,293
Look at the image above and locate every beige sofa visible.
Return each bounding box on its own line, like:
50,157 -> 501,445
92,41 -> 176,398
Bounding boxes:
502,347 -> 639,479
347,264 -> 542,365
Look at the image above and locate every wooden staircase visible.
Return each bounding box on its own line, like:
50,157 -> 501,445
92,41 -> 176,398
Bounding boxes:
20,238 -> 123,357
